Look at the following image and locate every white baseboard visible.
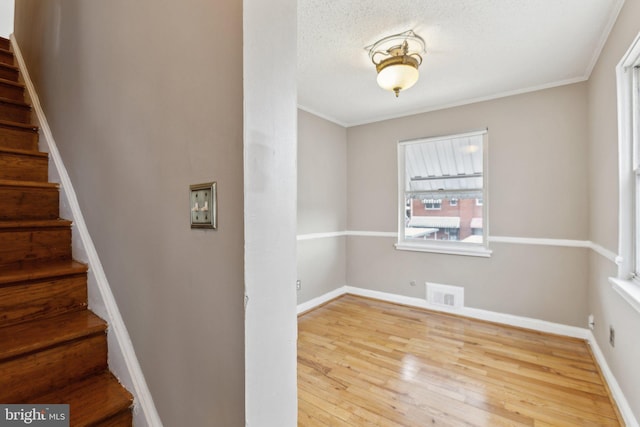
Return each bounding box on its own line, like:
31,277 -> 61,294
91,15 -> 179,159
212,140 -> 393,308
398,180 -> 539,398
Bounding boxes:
297,287 -> 347,314
344,286 -> 589,339
298,286 -> 637,426
587,332 -> 639,427
11,36 -> 162,427
297,285 -> 589,338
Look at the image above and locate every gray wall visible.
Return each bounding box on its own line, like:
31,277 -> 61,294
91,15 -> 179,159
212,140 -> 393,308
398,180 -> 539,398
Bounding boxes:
297,109 -> 347,303
346,83 -> 590,327
0,0 -> 12,37
14,1 -> 245,425
587,0 -> 640,418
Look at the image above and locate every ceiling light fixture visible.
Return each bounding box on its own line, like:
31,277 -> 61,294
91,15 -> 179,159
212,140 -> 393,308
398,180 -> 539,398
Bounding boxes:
366,30 -> 426,98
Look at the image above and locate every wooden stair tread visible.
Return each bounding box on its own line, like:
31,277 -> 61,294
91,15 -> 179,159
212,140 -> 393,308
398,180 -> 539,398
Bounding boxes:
0,259 -> 87,285
0,77 -> 24,89
0,146 -> 48,158
0,178 -> 59,189
0,310 -> 105,361
29,371 -> 133,426
0,118 -> 38,131
0,96 -> 28,107
0,179 -> 56,189
0,62 -> 18,72
0,219 -> 72,230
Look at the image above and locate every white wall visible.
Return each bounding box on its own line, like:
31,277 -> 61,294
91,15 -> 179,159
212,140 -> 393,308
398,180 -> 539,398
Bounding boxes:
244,0 -> 298,425
0,0 -> 13,37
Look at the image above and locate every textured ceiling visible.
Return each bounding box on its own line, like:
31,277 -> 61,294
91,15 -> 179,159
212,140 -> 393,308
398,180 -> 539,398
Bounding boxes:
297,0 -> 624,127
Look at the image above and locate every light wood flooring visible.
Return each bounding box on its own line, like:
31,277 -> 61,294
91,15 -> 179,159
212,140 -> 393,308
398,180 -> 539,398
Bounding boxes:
297,295 -> 623,426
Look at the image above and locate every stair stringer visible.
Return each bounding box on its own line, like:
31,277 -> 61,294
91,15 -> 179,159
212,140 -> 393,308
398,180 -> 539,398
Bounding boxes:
10,35 -> 163,427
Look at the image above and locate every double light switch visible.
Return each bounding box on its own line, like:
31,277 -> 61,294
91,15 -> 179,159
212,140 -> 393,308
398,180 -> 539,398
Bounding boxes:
190,182 -> 217,229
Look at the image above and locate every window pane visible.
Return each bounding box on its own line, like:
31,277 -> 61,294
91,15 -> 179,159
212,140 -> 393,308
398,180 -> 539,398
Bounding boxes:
405,195 -> 482,243
402,132 -> 485,246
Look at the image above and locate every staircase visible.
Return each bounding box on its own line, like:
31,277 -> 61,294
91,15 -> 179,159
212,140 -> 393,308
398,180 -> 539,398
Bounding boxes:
0,37 -> 134,426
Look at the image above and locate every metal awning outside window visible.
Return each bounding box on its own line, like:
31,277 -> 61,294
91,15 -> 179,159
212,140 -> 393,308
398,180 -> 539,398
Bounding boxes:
407,216 -> 461,229
404,133 -> 483,196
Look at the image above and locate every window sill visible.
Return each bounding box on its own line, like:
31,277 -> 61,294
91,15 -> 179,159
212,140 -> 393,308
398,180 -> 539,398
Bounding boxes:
395,241 -> 492,258
609,277 -> 640,314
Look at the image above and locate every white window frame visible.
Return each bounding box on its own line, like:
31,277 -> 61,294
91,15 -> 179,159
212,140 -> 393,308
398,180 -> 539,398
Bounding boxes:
610,32 -> 640,314
396,129 -> 491,257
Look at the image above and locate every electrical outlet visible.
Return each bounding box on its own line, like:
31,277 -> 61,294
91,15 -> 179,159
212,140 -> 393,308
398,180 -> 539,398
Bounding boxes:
588,314 -> 595,330
296,280 -> 301,291
609,326 -> 615,347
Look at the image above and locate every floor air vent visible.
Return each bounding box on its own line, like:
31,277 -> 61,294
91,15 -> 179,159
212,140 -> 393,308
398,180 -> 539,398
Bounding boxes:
426,283 -> 464,308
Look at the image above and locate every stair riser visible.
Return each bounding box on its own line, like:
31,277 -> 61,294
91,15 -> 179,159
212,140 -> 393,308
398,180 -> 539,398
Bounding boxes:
0,275 -> 87,328
0,82 -> 25,102
0,66 -> 19,82
0,126 -> 38,151
0,152 -> 48,181
0,334 -> 107,402
0,228 -> 71,266
0,186 -> 59,221
0,39 -> 9,50
0,50 -> 13,66
0,102 -> 31,123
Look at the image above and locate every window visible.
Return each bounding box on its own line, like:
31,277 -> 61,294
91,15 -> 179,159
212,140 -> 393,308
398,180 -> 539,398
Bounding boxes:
397,130 -> 491,257
423,199 -> 442,210
611,32 -> 640,314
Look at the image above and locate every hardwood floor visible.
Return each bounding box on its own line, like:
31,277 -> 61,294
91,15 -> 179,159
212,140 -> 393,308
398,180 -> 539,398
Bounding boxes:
297,295 -> 623,426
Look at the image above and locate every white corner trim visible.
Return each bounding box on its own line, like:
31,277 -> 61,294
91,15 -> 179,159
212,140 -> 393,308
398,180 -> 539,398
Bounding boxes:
297,231 -> 621,264
583,0 -> 626,79
297,104 -> 348,128
343,76 -> 589,128
296,231 -> 347,241
11,36 -> 163,427
589,242 -> 620,264
346,230 -> 397,238
489,235 -> 591,248
587,331 -> 640,427
297,286 -> 348,315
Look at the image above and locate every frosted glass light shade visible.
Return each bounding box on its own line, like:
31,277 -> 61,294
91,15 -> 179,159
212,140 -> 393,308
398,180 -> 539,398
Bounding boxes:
367,31 -> 425,97
376,63 -> 419,95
